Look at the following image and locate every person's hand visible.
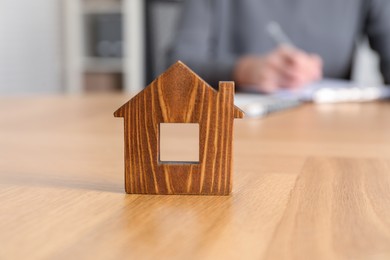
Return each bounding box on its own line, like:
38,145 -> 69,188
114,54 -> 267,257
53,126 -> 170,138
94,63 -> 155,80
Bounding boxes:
233,46 -> 323,93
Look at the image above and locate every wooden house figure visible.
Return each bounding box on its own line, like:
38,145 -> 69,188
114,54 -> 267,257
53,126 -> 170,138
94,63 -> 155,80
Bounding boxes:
114,61 -> 244,195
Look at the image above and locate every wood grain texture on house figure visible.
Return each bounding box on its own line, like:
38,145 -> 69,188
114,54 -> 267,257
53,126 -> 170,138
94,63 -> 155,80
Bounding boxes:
114,61 -> 244,195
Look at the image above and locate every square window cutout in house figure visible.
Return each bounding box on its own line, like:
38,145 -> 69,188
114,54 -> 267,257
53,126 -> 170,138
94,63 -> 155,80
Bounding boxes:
159,123 -> 199,164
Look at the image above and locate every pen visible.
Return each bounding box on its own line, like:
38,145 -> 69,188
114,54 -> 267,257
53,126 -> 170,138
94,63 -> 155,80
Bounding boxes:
266,21 -> 294,47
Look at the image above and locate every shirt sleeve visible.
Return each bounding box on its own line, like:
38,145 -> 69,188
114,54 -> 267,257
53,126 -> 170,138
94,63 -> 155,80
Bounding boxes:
167,0 -> 237,88
365,0 -> 390,84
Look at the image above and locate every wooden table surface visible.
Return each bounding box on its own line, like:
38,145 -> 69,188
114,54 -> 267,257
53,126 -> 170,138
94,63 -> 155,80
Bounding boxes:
1,94 -> 390,260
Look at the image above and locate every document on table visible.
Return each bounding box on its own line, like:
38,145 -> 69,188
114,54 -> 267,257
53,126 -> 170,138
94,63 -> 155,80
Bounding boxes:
234,94 -> 301,118
235,79 -> 390,118
274,79 -> 390,103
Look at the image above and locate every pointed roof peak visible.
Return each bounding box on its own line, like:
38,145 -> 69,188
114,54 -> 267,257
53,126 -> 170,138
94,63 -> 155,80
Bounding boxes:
159,60 -> 213,88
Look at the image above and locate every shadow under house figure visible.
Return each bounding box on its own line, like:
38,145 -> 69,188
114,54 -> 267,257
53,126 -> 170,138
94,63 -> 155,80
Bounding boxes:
114,61 -> 244,195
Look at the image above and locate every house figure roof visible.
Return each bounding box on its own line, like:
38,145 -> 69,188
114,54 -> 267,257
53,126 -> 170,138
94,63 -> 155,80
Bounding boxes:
114,61 -> 244,119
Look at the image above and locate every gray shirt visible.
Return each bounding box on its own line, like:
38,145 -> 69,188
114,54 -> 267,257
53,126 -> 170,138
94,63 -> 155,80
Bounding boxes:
168,0 -> 390,87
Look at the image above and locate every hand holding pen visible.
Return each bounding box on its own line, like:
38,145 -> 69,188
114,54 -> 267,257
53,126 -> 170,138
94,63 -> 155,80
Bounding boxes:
233,21 -> 323,93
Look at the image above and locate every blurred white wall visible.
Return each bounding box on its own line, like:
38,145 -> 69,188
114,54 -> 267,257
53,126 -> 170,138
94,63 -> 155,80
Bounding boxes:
0,0 -> 62,94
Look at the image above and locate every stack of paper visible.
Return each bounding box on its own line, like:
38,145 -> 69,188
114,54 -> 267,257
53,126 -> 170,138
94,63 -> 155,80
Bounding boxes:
236,79 -> 390,118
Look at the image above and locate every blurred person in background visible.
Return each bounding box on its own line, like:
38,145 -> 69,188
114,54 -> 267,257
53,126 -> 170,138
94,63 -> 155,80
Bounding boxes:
168,0 -> 390,93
